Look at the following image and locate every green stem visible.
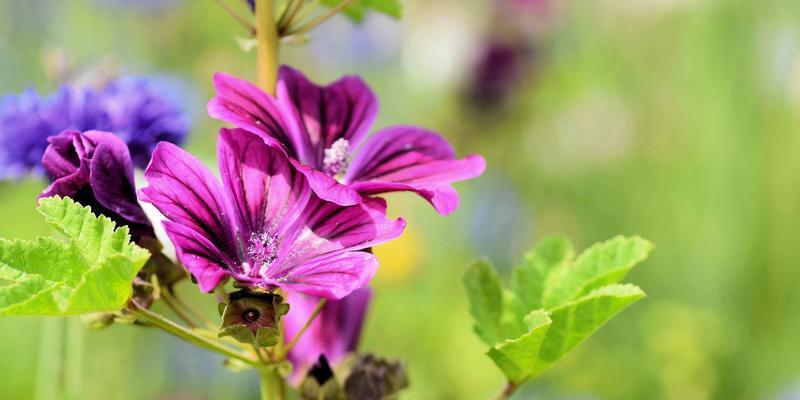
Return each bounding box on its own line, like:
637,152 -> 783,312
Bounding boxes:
132,302 -> 258,367
260,367 -> 286,400
286,0 -> 357,35
278,0 -> 305,33
64,318 -> 84,400
161,290 -> 199,328
35,318 -> 64,400
280,298 -> 326,359
255,0 -> 279,94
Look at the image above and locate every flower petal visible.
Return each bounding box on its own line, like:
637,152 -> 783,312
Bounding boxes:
266,251 -> 378,299
290,159 -> 362,206
284,288 -> 372,376
208,73 -> 304,158
277,65 -> 378,167
217,127 -> 311,241
277,196 -> 405,268
162,221 -> 231,292
139,142 -> 238,260
85,131 -> 149,225
345,126 -> 486,215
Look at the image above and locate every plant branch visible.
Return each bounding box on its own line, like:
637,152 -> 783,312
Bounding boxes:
260,367 -> 286,400
213,0 -> 256,35
285,0 -> 357,36
278,0 -> 305,34
279,298 -> 327,358
255,0 -> 280,94
131,302 -> 258,367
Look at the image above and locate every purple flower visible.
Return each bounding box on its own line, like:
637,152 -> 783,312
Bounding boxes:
139,128 -> 405,299
467,40 -> 531,108
0,77 -> 188,178
284,288 -> 371,376
39,129 -> 154,242
207,66 -> 486,215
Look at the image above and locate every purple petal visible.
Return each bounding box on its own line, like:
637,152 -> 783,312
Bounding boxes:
217,127 -> 311,241
39,130 -> 92,199
277,65 -> 378,167
162,221 -> 231,292
290,159 -> 362,206
268,251 -> 378,299
208,73 -> 305,159
266,197 -> 404,298
345,126 -> 486,215
85,131 -> 149,225
284,287 -> 371,376
139,142 -> 239,267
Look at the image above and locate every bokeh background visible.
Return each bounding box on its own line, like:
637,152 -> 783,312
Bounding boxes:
1,0 -> 800,399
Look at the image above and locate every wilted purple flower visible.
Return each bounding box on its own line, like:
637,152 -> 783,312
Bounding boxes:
284,288 -> 371,376
0,77 -> 188,178
39,129 -> 155,242
139,128 -> 405,298
467,40 -> 531,108
208,66 -> 486,215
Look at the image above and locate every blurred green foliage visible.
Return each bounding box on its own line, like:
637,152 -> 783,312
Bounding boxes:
1,0 -> 800,399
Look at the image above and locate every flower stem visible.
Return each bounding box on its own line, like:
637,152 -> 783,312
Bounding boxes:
279,298 -> 327,359
160,290 -> 199,328
255,0 -> 279,94
493,381 -> 519,400
132,302 -> 258,367
260,367 -> 286,400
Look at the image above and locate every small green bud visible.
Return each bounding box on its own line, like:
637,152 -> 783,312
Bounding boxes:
344,354 -> 408,400
218,289 -> 289,347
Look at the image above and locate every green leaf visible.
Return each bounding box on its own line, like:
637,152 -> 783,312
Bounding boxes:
465,235 -> 651,385
542,236 -> 652,308
0,197 -> 149,315
511,235 -> 575,313
487,310 -> 551,383
463,260 -> 504,346
529,284 -> 645,378
321,0 -> 402,22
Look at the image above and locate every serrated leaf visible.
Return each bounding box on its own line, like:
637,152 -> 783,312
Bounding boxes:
37,196 -> 149,266
542,236 -> 652,308
529,284 -> 645,379
0,197 -> 149,315
463,260 -> 504,346
487,310 -> 551,383
511,236 -> 575,313
321,0 -> 402,22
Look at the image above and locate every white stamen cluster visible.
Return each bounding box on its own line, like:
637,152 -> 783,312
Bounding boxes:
323,138 -> 350,179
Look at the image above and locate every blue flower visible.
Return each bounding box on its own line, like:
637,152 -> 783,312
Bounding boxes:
0,76 -> 189,179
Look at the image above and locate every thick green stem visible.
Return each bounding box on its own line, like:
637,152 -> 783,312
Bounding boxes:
132,303 -> 258,367
260,367 -> 286,400
255,0 -> 279,94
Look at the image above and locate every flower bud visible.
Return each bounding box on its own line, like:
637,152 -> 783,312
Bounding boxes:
343,354 -> 408,400
218,290 -> 289,347
299,355 -> 344,400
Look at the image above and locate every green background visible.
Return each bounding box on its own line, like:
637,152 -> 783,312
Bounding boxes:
1,0 -> 799,398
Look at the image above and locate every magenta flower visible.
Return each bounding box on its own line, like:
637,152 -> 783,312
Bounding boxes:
139,128 -> 405,299
284,288 -> 371,377
40,129 -> 154,242
208,66 -> 486,215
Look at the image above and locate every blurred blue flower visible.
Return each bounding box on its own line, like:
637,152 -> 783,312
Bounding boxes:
0,76 -> 189,179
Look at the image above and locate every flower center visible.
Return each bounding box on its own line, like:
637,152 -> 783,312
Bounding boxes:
242,308 -> 260,323
322,138 -> 350,180
245,231 -> 279,277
